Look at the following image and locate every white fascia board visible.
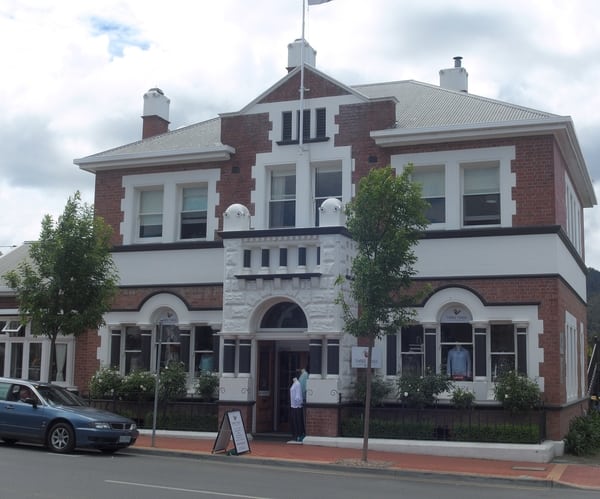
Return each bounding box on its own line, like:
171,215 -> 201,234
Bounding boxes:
371,118 -> 573,146
75,145 -> 235,173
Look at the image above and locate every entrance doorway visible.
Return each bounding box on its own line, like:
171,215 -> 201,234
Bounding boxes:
255,341 -> 308,434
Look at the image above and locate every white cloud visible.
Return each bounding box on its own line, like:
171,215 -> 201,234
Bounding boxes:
2,0 -> 600,268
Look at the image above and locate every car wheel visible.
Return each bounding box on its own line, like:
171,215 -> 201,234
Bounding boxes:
47,422 -> 75,453
1,438 -> 18,445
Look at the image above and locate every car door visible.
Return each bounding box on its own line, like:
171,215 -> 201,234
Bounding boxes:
0,384 -> 47,442
0,381 -> 13,436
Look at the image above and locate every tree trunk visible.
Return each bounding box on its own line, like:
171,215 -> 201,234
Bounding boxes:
361,335 -> 374,462
48,332 -> 58,383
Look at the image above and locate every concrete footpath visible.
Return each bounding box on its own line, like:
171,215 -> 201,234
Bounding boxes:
130,430 -> 600,491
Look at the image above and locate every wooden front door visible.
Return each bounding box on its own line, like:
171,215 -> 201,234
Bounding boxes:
255,342 -> 275,433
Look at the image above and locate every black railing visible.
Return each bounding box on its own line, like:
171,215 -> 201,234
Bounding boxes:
340,404 -> 546,444
88,395 -> 218,431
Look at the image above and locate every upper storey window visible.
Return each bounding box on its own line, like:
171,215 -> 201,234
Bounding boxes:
139,190 -> 163,238
314,168 -> 342,226
279,108 -> 328,144
180,186 -> 208,239
269,171 -> 296,228
392,146 -> 515,231
565,174 -> 582,254
122,169 -> 220,245
462,162 -> 500,226
412,166 -> 445,224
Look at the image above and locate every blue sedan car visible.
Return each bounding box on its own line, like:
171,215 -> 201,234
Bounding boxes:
0,377 -> 138,454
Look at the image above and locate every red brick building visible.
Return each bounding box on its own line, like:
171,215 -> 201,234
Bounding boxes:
2,42 -> 595,441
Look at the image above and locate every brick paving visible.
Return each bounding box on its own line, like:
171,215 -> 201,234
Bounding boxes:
131,433 -> 600,490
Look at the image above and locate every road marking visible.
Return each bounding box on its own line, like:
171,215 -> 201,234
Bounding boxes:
105,480 -> 276,498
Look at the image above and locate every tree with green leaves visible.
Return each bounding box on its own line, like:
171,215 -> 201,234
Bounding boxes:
3,192 -> 118,382
337,165 -> 429,462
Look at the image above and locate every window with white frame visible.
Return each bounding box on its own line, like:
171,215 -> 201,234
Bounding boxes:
123,169 -> 220,245
138,189 -> 163,238
412,166 -> 445,224
194,326 -> 217,374
490,324 -> 516,381
392,146 -> 515,231
314,168 -> 342,226
0,319 -> 72,383
123,326 -> 151,373
180,186 -> 208,239
269,171 -> 296,228
565,174 -> 582,254
2,320 -> 24,336
390,322 -> 528,384
462,162 -> 500,226
110,324 -> 217,377
565,313 -> 579,401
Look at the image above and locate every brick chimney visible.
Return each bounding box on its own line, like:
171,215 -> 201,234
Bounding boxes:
439,56 -> 468,93
142,88 -> 170,139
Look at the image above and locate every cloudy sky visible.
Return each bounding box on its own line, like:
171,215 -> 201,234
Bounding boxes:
2,0 -> 600,267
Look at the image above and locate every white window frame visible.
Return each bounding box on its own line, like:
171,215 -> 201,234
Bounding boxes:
122,169 -> 220,245
313,163 -> 342,226
138,188 -> 164,240
0,318 -> 74,385
565,173 -> 582,254
179,184 -> 209,240
462,161 -> 501,227
392,146 -> 516,230
268,168 -> 296,228
411,165 -> 445,224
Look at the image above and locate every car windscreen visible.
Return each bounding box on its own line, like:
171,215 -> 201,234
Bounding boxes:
36,386 -> 87,407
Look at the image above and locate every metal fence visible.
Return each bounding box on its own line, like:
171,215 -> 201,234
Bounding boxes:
89,396 -> 218,431
340,404 -> 546,444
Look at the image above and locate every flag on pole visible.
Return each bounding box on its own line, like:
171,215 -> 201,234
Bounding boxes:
308,0 -> 332,5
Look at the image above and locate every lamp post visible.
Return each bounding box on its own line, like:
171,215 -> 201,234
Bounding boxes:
151,312 -> 176,447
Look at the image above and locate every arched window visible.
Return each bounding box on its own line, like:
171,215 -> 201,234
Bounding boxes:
260,302 -> 307,329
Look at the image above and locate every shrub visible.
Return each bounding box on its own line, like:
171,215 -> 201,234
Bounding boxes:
494,371 -> 541,412
564,410 -> 600,456
397,369 -> 453,408
195,371 -> 220,401
353,374 -> 392,406
88,366 -> 122,398
120,369 -> 156,401
159,361 -> 188,401
451,386 -> 475,409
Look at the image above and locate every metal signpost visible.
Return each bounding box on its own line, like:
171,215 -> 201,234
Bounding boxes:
151,313 -> 177,447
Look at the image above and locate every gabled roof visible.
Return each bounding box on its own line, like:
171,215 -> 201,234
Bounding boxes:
73,67 -> 595,205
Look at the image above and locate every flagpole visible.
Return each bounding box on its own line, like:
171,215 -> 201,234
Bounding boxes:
299,0 -> 306,149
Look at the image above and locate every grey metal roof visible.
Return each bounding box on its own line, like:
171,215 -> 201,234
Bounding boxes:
80,117 -> 222,160
76,77 -> 564,165
352,80 -> 558,128
0,243 -> 32,293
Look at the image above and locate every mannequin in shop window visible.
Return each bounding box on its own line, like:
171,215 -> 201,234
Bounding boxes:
447,345 -> 472,380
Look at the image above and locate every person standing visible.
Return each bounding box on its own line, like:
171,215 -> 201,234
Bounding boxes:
298,368 -> 308,403
289,377 -> 304,442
